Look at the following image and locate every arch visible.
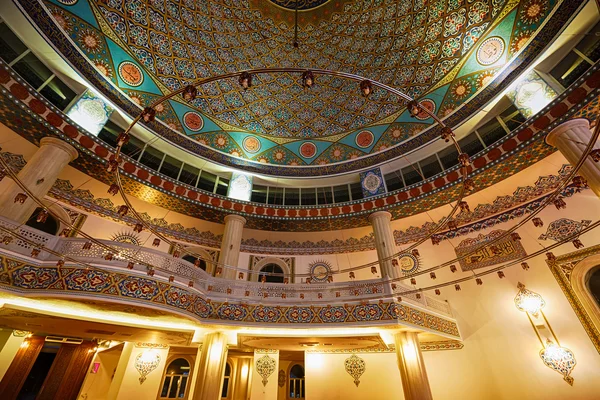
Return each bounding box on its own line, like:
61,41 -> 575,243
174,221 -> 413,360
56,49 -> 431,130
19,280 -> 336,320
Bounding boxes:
183,246 -> 216,275
287,362 -> 305,399
25,207 -> 59,235
158,356 -> 193,400
250,257 -> 291,283
570,254 -> 600,333
221,361 -> 232,399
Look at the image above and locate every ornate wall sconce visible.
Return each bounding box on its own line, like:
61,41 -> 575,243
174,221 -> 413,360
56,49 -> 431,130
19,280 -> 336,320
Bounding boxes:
514,282 -> 576,385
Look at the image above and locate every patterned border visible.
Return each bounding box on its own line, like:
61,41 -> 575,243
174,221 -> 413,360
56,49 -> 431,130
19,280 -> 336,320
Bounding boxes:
547,246 -> 600,354
0,255 -> 459,336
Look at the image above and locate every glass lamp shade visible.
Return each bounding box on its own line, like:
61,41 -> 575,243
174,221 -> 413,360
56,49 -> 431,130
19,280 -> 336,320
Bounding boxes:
539,340 -> 576,385
514,282 -> 545,317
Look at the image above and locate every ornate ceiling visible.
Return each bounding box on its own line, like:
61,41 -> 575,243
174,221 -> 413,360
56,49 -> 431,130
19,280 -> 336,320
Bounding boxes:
23,0 -> 561,175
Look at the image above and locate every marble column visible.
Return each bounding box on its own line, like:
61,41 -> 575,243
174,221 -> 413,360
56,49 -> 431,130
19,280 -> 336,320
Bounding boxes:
0,137 -> 78,223
191,332 -> 229,400
394,332 -> 433,400
218,215 -> 246,280
369,211 -> 399,279
232,357 -> 252,400
546,118 -> 600,198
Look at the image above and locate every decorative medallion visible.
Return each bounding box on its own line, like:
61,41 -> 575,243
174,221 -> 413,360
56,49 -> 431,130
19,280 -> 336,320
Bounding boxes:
355,130 -> 374,149
309,260 -> 332,283
57,0 -> 78,4
183,112 -> 204,132
299,142 -> 317,159
110,231 -> 141,246
398,253 -> 420,274
134,350 -> 161,384
539,219 -> 591,242
242,136 -> 261,154
361,172 -> 383,195
118,61 -> 143,87
539,341 -> 576,386
476,37 -> 505,66
414,99 -> 436,120
278,369 -> 286,387
267,0 -> 330,10
256,354 -> 276,386
344,354 -> 365,387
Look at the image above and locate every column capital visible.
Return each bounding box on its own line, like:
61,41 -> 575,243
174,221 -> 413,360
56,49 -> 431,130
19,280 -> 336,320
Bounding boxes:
368,210 -> 392,223
224,214 -> 246,225
40,137 -> 79,161
545,118 -> 590,147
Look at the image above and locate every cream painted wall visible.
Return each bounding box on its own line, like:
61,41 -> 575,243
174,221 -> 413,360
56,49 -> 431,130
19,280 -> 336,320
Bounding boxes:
78,345 -> 124,400
276,360 -> 291,400
305,352 -> 401,400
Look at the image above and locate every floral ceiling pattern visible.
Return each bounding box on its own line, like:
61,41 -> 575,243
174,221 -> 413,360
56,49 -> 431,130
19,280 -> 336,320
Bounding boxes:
20,0 -> 565,174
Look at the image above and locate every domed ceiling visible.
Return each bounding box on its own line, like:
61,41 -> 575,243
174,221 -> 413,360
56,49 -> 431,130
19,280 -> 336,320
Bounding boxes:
22,0 -> 560,176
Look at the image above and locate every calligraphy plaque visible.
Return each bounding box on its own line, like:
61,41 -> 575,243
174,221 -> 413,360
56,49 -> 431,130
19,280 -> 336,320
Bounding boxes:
455,230 -> 527,271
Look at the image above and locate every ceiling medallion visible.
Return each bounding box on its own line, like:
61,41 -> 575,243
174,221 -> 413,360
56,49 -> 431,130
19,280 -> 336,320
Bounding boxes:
242,136 -> 262,154
267,0 -> 330,11
57,0 -> 78,4
309,260 -> 332,283
361,172 -> 383,195
183,112 -> 204,132
355,130 -> 374,149
476,36 -> 505,66
414,99 -> 436,121
299,141 -> 317,159
118,61 -> 143,87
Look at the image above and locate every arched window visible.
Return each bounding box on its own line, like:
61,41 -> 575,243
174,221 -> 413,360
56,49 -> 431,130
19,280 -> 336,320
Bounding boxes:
221,362 -> 232,399
25,208 -> 59,235
183,255 -> 206,271
159,358 -> 190,399
289,364 -> 305,399
259,264 -> 284,283
588,267 -> 600,307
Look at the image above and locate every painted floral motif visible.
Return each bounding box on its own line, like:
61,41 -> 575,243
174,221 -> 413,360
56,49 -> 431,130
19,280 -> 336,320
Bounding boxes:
256,355 -> 276,386
77,29 -> 103,53
538,219 -> 591,242
135,350 -> 161,384
344,355 -> 366,387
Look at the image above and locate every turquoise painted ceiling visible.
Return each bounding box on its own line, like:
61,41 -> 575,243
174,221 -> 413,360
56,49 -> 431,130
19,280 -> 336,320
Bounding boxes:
34,0 -> 558,171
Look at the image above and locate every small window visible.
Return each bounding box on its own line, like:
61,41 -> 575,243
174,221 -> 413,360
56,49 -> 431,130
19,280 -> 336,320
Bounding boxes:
477,118 -> 507,147
437,146 -> 459,170
159,358 -> 190,399
139,146 -> 164,171
215,178 -> 229,196
251,185 -> 268,204
161,155 -> 183,179
349,182 -> 363,200
300,188 -> 316,206
401,165 -> 422,186
221,362 -> 232,399
259,264 -> 284,283
289,364 -> 305,399
12,52 -> 53,89
121,135 -> 145,159
179,164 -> 200,186
40,77 -> 76,110
268,187 -> 284,205
97,120 -> 122,148
333,185 -> 350,203
419,155 -> 442,179
498,104 -> 526,132
384,172 -> 404,192
0,23 -> 27,63
197,171 -> 217,192
458,133 -> 485,156
317,187 -> 333,205
284,188 -> 300,205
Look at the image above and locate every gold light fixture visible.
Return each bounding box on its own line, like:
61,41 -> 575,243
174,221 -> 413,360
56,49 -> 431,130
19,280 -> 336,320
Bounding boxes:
514,282 -> 576,385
